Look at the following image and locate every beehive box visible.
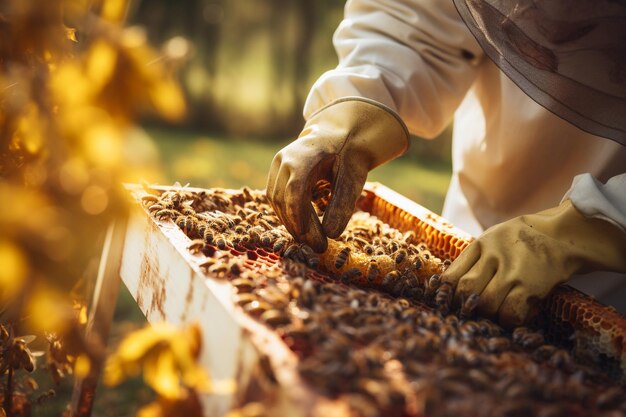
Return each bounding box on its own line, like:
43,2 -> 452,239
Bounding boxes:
121,183 -> 626,417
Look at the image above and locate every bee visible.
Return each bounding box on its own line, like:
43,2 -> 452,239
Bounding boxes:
300,244 -> 320,269
248,226 -> 264,244
242,186 -> 253,201
257,218 -> 274,230
147,203 -> 165,214
283,243 -> 303,262
231,277 -> 255,293
141,195 -> 160,206
390,279 -> 406,297
176,215 -> 198,235
374,248 -> 386,256
476,319 -> 502,337
381,271 -> 400,287
402,231 -> 416,244
215,234 -> 229,250
352,237 -> 369,248
411,256 -> 423,271
209,217 -> 228,232
208,262 -> 229,274
459,321 -> 479,339
486,336 -> 510,353
334,246 -> 351,269
548,349 -> 572,370
386,241 -> 399,254
366,262 -> 380,284
35,389 -> 56,405
244,300 -> 272,316
187,239 -> 205,254
203,229 -> 216,245
155,209 -> 177,221
363,245 -> 375,255
273,237 -> 289,253
260,309 -> 291,327
425,274 -> 441,299
198,258 -> 216,270
394,249 -> 407,264
229,259 -> 243,275
513,328 -> 544,349
444,314 -> 460,327
340,268 -> 362,284
179,205 -> 196,216
459,293 -> 480,319
531,344 -> 557,362
260,231 -> 275,247
234,224 -> 247,235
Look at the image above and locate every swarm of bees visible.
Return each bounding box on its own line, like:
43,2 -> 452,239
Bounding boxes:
140,185 -> 626,417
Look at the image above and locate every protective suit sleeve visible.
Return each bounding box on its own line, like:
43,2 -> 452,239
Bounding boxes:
562,173 -> 626,232
304,0 -> 484,139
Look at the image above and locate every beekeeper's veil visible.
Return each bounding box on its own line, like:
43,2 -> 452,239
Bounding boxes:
453,0 -> 626,145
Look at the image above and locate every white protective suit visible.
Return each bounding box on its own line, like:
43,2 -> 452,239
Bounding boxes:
303,0 -> 626,309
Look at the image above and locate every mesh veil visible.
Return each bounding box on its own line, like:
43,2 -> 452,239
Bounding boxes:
453,0 -> 626,145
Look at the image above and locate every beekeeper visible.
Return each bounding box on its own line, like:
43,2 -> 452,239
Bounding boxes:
266,0 -> 626,326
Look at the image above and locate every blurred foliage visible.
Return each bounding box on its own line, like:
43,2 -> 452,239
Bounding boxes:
129,0 -> 454,164
105,323 -> 227,417
0,0 -> 192,415
129,0 -> 343,138
147,127 -> 452,214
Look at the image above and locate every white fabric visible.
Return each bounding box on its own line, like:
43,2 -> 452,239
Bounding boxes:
304,0 -> 626,309
562,173 -> 626,233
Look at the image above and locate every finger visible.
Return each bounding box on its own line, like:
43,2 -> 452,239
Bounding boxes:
266,152 -> 282,198
270,164 -> 301,240
441,241 -> 481,287
322,164 -> 368,238
452,254 -> 498,306
497,286 -> 530,329
301,209 -> 327,253
476,271 -> 515,318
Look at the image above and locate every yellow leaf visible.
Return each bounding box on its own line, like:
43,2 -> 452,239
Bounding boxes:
74,354 -> 91,377
137,401 -> 163,417
64,26 -> 78,42
86,41 -> 118,93
14,104 -> 44,155
144,350 -> 183,399
149,80 -> 186,121
100,0 -> 128,22
50,63 -> 92,106
104,323 -> 210,396
26,286 -> 72,333
0,240 -> 28,300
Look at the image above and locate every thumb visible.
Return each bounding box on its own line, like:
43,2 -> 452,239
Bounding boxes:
322,164 -> 368,238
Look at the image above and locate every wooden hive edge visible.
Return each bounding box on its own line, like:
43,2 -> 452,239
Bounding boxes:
122,184 -> 355,417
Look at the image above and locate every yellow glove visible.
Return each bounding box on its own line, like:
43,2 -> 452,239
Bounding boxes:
266,98 -> 409,252
442,200 -> 626,328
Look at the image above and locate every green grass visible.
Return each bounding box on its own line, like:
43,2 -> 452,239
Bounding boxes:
147,126 -> 452,214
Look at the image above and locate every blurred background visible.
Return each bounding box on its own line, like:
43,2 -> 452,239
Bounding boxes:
124,0 -> 454,213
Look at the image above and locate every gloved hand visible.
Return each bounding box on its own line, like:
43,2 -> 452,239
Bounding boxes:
266,97 -> 409,252
442,200 -> 626,327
